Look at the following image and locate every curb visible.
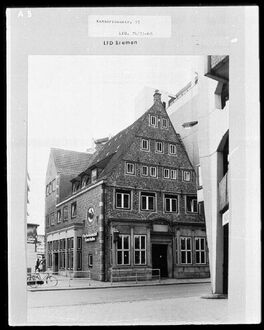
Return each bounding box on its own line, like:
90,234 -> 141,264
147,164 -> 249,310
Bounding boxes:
28,280 -> 211,292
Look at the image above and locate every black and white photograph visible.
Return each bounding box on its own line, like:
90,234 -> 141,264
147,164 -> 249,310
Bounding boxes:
7,6 -> 260,325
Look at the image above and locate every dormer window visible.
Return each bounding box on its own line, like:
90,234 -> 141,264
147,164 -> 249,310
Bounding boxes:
81,176 -> 88,188
150,115 -> 157,127
126,162 -> 135,175
161,118 -> 168,128
91,169 -> 97,183
72,182 -> 79,193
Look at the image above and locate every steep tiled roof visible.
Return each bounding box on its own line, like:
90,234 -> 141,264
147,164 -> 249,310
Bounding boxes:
51,148 -> 94,176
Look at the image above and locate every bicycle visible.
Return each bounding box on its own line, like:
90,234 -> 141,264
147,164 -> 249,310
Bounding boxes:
27,271 -> 58,287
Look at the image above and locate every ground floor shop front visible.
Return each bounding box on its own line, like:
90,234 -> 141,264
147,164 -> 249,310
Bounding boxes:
46,220 -> 210,281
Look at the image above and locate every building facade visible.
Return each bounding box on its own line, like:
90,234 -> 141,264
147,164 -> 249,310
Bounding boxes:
45,91 -> 209,281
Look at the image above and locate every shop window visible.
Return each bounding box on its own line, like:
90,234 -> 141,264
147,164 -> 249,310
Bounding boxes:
141,139 -> 149,151
47,242 -> 52,268
117,235 -> 130,265
169,144 -> 177,155
115,189 -> 131,209
88,254 -> 93,267
57,210 -> 61,223
150,166 -> 157,178
186,196 -> 198,213
141,192 -> 156,211
141,165 -> 148,176
180,237 -> 192,264
171,169 -> 177,180
59,238 -> 66,269
163,168 -> 170,179
126,162 -> 135,175
164,194 -> 178,213
155,141 -> 163,153
63,206 -> 68,221
183,170 -> 191,182
71,202 -> 77,218
195,237 -> 206,264
67,237 -> 73,270
134,235 -> 146,265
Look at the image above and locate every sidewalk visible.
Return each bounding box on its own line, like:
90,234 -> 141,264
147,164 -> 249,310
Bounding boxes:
28,275 -> 211,292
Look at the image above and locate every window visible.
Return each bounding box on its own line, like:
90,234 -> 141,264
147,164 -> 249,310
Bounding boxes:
197,165 -> 203,187
161,118 -> 168,128
164,194 -> 178,213
46,215 -> 50,227
155,141 -> 163,153
77,237 -> 82,270
171,169 -> 177,180
67,237 -> 73,270
134,235 -> 146,265
81,176 -> 88,188
183,170 -> 191,182
57,210 -> 61,223
117,235 -> 130,265
46,185 -> 49,196
180,237 -> 192,264
141,165 -> 148,176
59,239 -> 66,269
91,169 -> 97,183
71,202 -> 77,218
88,254 -> 93,267
126,162 -> 135,175
141,192 -> 156,211
115,190 -> 131,209
63,206 -> 68,221
150,115 -> 157,127
72,182 -> 79,193
195,238 -> 206,264
150,166 -> 157,178
141,139 -> 149,151
50,213 -> 55,226
52,179 -> 56,191
163,168 -> 170,179
169,144 -> 177,155
186,196 -> 198,213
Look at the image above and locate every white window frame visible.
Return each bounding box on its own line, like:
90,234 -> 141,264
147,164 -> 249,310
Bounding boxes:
150,115 -> 157,127
57,210 -> 61,223
50,212 -> 55,226
141,165 -> 148,176
134,235 -> 146,265
195,237 -> 206,264
141,139 -> 149,151
180,237 -> 192,264
186,196 -> 198,213
164,195 -> 178,213
71,202 -> 77,218
183,170 -> 191,182
91,169 -> 97,183
149,166 -> 157,178
126,162 -> 135,175
115,190 -> 131,209
155,141 -> 163,153
169,144 -> 177,155
140,192 -> 156,211
117,235 -> 130,265
163,168 -> 170,179
171,169 -> 177,180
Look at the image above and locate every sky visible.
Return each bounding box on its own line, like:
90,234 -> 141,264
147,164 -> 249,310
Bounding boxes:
28,55 -> 201,234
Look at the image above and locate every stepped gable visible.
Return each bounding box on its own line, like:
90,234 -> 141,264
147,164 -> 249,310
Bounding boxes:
51,148 -> 94,176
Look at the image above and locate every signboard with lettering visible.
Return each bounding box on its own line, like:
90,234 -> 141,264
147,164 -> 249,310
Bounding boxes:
83,232 -> 98,242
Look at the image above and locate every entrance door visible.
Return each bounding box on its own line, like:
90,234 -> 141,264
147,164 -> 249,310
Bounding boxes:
152,244 -> 168,278
54,253 -> 59,273
223,223 -> 229,294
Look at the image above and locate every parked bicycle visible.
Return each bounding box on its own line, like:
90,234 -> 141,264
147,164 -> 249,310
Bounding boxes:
27,271 -> 58,287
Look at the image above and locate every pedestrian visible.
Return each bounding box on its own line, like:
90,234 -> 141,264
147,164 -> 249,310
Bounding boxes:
35,258 -> 40,272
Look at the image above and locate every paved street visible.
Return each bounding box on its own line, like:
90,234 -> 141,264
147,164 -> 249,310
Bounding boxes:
27,283 -> 230,325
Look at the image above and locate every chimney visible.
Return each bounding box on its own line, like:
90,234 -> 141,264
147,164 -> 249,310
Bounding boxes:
94,137 -> 109,152
153,89 -> 162,104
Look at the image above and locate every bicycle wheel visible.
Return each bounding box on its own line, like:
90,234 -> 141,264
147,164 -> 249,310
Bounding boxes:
46,275 -> 58,286
27,274 -> 39,288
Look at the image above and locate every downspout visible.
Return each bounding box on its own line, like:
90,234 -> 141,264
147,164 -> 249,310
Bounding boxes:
100,182 -> 106,281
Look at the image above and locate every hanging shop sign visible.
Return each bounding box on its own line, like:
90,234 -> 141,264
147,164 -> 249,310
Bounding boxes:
83,232 -> 98,242
87,207 -> 95,224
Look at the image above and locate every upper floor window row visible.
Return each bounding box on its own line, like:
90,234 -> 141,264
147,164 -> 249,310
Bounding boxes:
149,115 -> 169,129
46,179 -> 56,196
141,138 -> 177,155
72,171 -> 96,194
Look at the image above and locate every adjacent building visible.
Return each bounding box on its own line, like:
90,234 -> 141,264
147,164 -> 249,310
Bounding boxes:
45,90 -> 210,281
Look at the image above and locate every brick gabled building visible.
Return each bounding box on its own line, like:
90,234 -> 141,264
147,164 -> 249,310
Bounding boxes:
45,90 -> 209,281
